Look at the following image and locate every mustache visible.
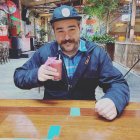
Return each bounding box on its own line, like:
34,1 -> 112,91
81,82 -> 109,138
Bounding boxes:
60,39 -> 75,45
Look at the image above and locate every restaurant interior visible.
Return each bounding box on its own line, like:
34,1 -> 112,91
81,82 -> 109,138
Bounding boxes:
0,0 -> 140,71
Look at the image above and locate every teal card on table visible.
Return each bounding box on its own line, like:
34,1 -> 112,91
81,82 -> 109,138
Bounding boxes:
70,107 -> 80,116
47,125 -> 61,140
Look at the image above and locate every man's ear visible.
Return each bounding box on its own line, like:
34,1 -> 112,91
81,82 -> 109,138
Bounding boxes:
77,20 -> 82,30
51,29 -> 56,39
79,23 -> 82,31
52,29 -> 55,36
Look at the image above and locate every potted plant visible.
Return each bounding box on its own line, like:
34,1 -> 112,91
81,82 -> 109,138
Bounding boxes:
92,34 -> 115,60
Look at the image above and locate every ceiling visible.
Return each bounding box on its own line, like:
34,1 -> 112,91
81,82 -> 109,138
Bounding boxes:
20,0 -> 135,17
20,0 -> 131,7
21,0 -> 73,7
21,0 -> 83,16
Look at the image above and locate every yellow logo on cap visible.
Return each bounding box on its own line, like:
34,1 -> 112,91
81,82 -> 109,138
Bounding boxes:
61,8 -> 70,17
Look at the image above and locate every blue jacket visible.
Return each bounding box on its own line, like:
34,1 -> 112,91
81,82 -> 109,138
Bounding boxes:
14,39 -> 130,115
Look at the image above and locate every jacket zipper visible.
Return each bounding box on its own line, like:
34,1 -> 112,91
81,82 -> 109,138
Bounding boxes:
60,55 -> 72,92
68,84 -> 72,91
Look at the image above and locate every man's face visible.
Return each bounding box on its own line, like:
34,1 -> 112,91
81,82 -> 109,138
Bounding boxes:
53,19 -> 80,56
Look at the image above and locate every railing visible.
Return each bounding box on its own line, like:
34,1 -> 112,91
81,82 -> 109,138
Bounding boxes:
115,42 -> 140,74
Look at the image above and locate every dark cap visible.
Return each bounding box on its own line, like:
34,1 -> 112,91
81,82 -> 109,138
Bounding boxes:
50,5 -> 82,24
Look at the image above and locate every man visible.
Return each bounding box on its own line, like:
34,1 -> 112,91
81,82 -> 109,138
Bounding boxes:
14,5 -> 129,120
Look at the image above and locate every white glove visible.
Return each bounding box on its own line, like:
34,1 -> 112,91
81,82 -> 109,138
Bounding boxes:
38,64 -> 59,82
95,98 -> 117,120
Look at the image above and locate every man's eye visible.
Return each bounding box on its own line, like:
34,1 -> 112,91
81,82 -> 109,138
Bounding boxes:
58,30 -> 63,33
70,28 -> 75,31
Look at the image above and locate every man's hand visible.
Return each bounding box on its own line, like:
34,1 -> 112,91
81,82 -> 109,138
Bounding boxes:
95,98 -> 117,120
38,64 -> 59,82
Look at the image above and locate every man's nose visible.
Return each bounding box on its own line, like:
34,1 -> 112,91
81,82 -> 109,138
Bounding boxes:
64,33 -> 70,40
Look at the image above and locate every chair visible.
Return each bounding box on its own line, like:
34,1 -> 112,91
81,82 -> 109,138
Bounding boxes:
0,42 -> 9,64
3,47 -> 9,63
0,43 -> 3,64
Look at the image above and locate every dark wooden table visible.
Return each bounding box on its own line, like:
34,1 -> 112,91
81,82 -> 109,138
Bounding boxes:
0,100 -> 140,139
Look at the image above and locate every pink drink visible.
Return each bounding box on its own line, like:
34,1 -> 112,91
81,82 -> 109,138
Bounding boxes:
45,57 -> 62,81
50,59 -> 62,81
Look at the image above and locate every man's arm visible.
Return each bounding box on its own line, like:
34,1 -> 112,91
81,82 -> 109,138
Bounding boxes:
14,51 -> 43,89
95,48 -> 130,120
14,49 -> 60,89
